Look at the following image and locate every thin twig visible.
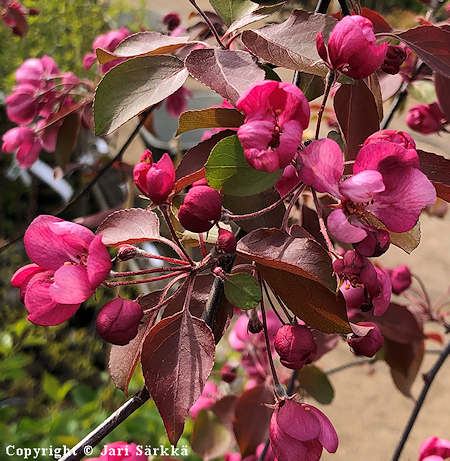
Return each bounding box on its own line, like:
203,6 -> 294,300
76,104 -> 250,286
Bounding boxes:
391,342 -> 450,461
325,357 -> 377,376
188,0 -> 226,49
59,388 -> 150,461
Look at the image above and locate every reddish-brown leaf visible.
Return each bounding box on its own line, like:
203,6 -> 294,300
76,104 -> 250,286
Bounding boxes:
175,130 -> 236,192
211,395 -> 238,430
334,81 -> 380,161
96,208 -> 160,246
241,10 -> 337,77
185,48 -> 265,105
233,385 -> 274,457
418,150 -> 450,202
384,338 -> 425,397
176,108 -> 244,136
141,309 -> 215,444
385,25 -> 450,77
54,111 -> 81,171
435,72 -> 450,122
237,229 -> 351,333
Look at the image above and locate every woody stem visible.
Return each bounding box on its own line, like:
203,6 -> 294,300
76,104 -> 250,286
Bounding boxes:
312,188 -> 335,254
315,70 -> 335,140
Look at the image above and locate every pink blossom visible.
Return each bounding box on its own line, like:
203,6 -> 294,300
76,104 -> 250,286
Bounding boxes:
381,45 -> 407,75
189,381 -> 218,419
363,129 -> 416,151
15,56 -> 59,88
348,321 -> 384,357
2,126 -> 41,168
389,264 -> 412,295
406,103 -> 445,134
86,441 -> 147,460
275,164 -> 301,197
11,215 -> 111,326
353,228 -> 391,257
236,81 -> 310,172
270,399 -> 338,461
5,83 -> 39,124
419,437 -> 450,461
165,86 -> 193,118
221,363 -> 237,383
96,298 -> 143,345
133,150 -> 175,204
1,1 -> 27,36
83,28 -> 131,74
316,15 -> 387,79
299,138 -> 436,243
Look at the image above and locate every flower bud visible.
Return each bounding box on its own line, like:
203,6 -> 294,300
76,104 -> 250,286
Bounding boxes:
178,185 -> 222,233
419,436 -> 450,461
353,229 -> 390,257
162,12 -> 181,31
96,297 -> 143,345
381,45 -> 407,74
274,324 -> 317,369
363,129 -> 416,150
217,228 -> 237,254
28,7 -> 40,15
133,150 -> 175,204
316,15 -> 387,79
389,264 -> 412,294
406,103 -> 444,134
248,310 -> 263,334
117,245 -> 137,261
348,322 -> 383,357
221,364 -> 238,383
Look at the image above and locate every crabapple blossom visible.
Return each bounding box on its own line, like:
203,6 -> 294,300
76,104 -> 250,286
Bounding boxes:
11,215 -> 111,326
418,436 -> 450,461
221,363 -> 238,383
316,15 -> 387,79
381,45 -> 407,75
217,228 -> 237,254
299,138 -> 436,243
178,185 -> 222,232
236,80 -> 310,172
270,399 -> 338,461
133,150 -> 175,204
353,228 -> 391,257
363,129 -> 416,151
406,103 -> 445,134
1,1 -> 29,36
96,298 -> 143,346
274,324 -> 317,370
389,264 -> 412,295
347,322 -> 384,357
189,381 -> 218,419
165,86 -> 193,118
2,126 -> 41,168
275,164 -> 301,197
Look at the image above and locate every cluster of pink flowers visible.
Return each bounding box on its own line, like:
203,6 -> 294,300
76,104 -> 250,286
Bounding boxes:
1,56 -> 89,168
407,102 -> 447,135
1,0 -> 38,37
419,436 -> 450,461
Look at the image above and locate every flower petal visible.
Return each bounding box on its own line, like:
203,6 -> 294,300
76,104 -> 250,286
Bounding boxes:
299,139 -> 343,197
50,264 -> 93,304
87,234 -> 111,289
309,406 -> 339,453
339,170 -> 385,203
327,209 -> 367,243
277,400 -> 321,441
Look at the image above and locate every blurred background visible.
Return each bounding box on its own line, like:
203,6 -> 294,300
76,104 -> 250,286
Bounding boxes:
0,1 -> 448,460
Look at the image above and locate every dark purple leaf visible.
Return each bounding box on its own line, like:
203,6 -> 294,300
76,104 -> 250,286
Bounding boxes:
418,150 -> 450,202
435,72 -> 450,121
54,111 -> 81,171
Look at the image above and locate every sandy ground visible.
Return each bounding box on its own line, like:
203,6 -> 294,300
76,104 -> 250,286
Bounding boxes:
114,2 -> 450,459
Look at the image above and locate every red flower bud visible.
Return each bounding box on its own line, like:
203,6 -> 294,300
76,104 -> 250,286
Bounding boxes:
178,185 -> 222,233
406,103 -> 444,135
381,45 -> 407,75
96,297 -> 143,345
133,150 -> 175,204
389,264 -> 412,294
353,229 -> 390,257
117,245 -> 137,261
217,228 -> 237,254
274,324 -> 317,370
162,12 -> 181,31
348,322 -> 383,357
221,364 -> 238,383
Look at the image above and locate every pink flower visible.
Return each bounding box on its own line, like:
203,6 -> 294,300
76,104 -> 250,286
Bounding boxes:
1,1 -> 27,37
389,264 -> 412,295
178,185 -> 222,233
316,15 -> 387,79
299,138 -> 436,243
348,321 -> 384,357
83,27 -> 131,74
270,399 -> 338,461
353,228 -> 391,257
406,103 -> 445,134
363,129 -> 416,151
334,250 -> 392,316
274,324 -> 317,370
86,441 -> 147,460
133,150 -> 175,204
275,164 -> 301,197
419,437 -> 450,461
381,45 -> 407,75
11,215 -> 111,326
189,381 -> 218,419
236,81 -> 310,172
96,298 -> 143,345
221,363 -> 238,383
165,86 -> 193,118
5,84 -> 39,124
2,126 -> 41,168
14,56 -> 59,88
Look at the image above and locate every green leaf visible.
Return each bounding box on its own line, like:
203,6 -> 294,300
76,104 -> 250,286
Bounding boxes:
224,273 -> 262,310
43,373 -> 60,401
94,55 -> 188,135
210,0 -> 258,26
176,108 -> 244,136
206,135 -> 282,196
298,365 -> 334,404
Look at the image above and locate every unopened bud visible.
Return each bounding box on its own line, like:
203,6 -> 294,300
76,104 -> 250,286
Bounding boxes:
381,45 -> 407,75
117,245 -> 137,261
353,229 -> 390,257
217,228 -> 237,254
248,310 -> 263,334
390,265 -> 412,295
221,364 -> 238,383
348,322 -> 383,357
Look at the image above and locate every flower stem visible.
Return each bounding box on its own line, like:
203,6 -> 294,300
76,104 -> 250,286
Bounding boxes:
104,271 -> 187,287
391,342 -> 450,461
281,185 -> 306,232
110,266 -> 190,278
134,250 -> 190,266
188,0 -> 226,49
315,70 -> 335,140
161,205 -> 195,266
311,188 -> 335,254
